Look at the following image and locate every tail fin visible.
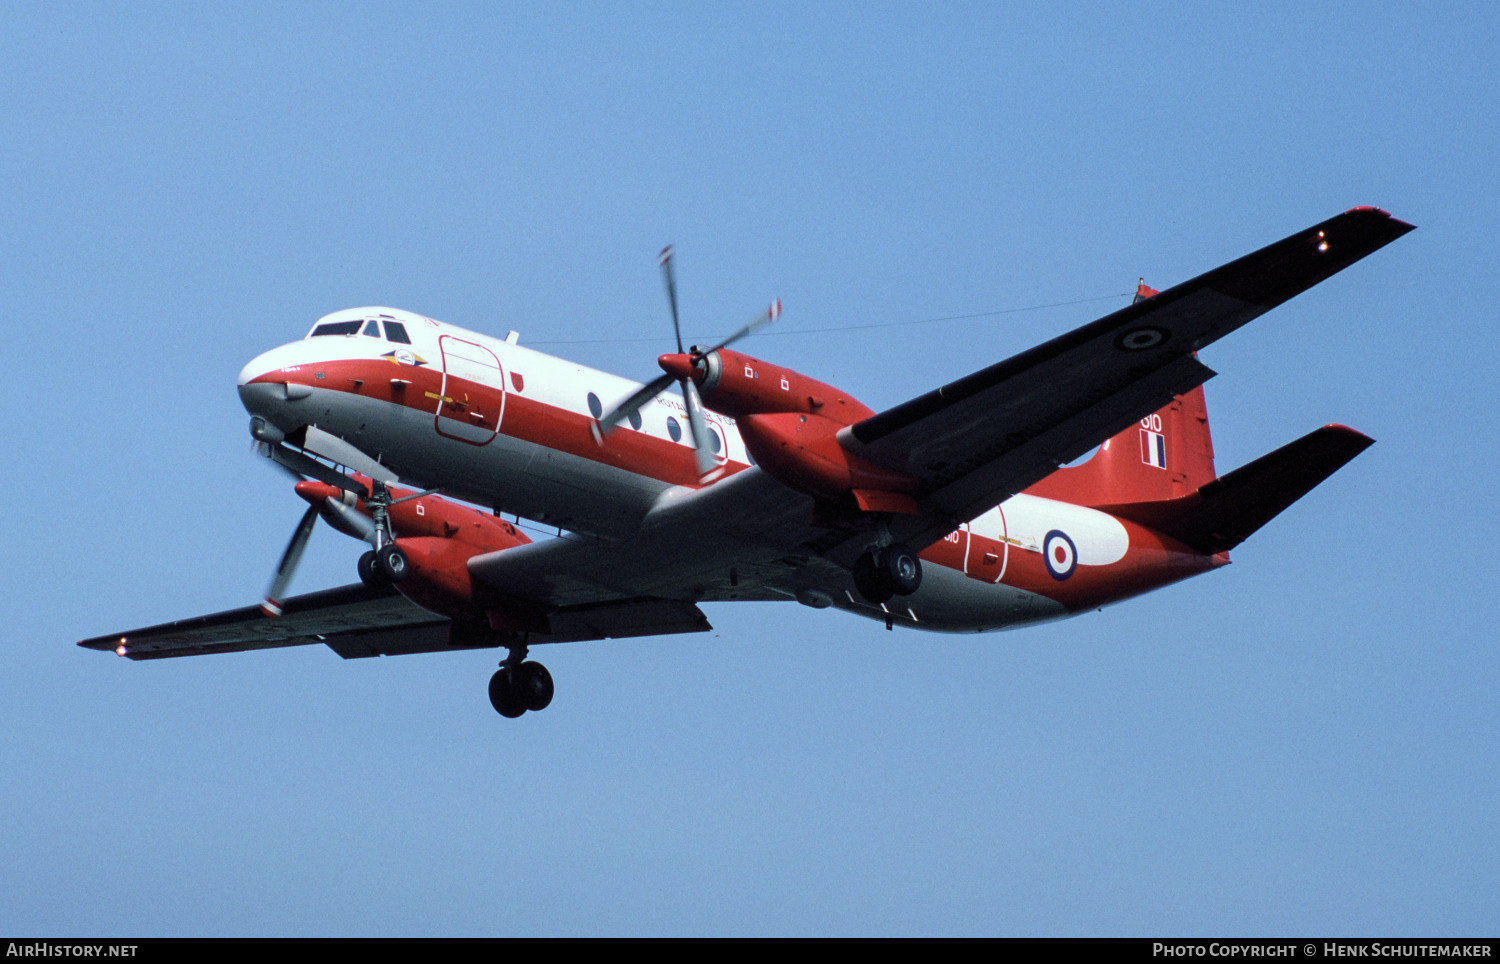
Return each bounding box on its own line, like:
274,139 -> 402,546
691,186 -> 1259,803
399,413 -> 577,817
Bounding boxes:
1025,382 -> 1219,507
1097,425 -> 1374,555
1023,280 -> 1374,554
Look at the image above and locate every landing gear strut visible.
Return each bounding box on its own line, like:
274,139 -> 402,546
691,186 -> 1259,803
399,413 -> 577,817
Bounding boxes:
852,543 -> 922,605
488,644 -> 554,718
355,481 -> 409,587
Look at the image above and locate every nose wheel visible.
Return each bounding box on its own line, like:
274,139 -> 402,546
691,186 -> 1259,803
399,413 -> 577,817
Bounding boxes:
852,543 -> 922,605
488,647 -> 554,718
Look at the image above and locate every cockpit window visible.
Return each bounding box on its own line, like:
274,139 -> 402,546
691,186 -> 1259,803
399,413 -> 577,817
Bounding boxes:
362,320 -> 381,337
310,320 -> 363,337
384,321 -> 412,344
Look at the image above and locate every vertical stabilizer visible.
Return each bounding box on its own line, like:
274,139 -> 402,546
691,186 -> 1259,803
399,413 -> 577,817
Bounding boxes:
1025,385 -> 1218,506
1025,281 -> 1218,507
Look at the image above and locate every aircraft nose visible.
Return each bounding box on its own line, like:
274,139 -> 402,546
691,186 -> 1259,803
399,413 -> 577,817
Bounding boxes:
238,381 -> 291,444
238,347 -> 283,388
237,343 -> 314,435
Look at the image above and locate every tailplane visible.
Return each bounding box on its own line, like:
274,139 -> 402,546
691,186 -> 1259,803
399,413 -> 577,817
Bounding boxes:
1024,280 -> 1373,554
1096,424 -> 1373,555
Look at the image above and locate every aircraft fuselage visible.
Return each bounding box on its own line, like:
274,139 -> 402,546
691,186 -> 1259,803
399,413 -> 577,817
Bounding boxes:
238,306 -> 1219,633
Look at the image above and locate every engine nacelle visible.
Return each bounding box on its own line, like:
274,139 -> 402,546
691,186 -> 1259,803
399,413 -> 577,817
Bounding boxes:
386,501 -> 530,619
691,347 -> 872,422
296,476 -> 532,619
688,348 -> 920,513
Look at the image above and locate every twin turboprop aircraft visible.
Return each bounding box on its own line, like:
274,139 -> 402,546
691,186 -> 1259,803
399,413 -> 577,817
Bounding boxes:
80,208 -> 1414,718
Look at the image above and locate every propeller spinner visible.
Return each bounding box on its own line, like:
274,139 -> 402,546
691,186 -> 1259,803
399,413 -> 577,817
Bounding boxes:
596,245 -> 780,476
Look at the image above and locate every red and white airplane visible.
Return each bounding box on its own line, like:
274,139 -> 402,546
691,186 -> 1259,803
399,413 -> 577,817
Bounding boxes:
81,208 -> 1413,717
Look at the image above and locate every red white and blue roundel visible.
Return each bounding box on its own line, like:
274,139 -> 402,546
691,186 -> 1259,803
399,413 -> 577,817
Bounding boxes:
1043,530 -> 1077,581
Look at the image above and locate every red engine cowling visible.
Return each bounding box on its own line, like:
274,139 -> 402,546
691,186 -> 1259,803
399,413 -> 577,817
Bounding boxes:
296,478 -> 532,620
684,347 -> 920,513
386,493 -> 530,619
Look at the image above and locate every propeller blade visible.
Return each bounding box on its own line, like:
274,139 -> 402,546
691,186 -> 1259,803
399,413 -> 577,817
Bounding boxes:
660,245 -> 683,354
704,298 -> 782,355
681,378 -> 716,477
263,503 -> 320,617
596,370 -> 676,439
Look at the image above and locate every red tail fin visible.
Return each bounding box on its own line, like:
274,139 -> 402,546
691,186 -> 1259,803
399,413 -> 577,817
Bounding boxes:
1026,383 -> 1218,506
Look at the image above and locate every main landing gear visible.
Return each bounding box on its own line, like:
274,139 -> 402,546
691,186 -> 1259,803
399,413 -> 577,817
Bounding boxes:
358,544 -> 409,587
355,481 -> 410,588
488,645 -> 554,718
852,542 -> 922,605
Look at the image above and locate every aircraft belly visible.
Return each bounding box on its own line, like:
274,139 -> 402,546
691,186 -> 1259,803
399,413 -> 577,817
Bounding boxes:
818,561 -> 1067,633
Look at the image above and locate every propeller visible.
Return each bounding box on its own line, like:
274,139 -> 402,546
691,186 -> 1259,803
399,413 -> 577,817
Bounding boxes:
255,445 -> 376,617
596,245 -> 780,476
262,503 -> 320,617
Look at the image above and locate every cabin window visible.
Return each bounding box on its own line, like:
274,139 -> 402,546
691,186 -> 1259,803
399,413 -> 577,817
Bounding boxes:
310,320 -> 362,337
666,417 -> 682,443
628,411 -> 642,431
586,393 -> 603,419
709,427 -> 722,454
384,321 -> 412,344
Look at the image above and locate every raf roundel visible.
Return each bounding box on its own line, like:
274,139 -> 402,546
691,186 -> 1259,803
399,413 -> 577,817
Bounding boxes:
1115,326 -> 1169,352
1043,530 -> 1078,581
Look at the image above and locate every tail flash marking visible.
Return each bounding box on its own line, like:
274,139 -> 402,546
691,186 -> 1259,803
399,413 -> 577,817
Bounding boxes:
1141,428 -> 1167,469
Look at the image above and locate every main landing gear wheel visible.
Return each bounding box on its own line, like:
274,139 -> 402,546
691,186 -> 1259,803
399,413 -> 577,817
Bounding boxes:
489,669 -> 528,718
375,544 -> 409,582
853,551 -> 892,604
852,543 -> 922,605
488,660 -> 554,718
516,661 -> 553,711
358,545 -> 410,587
357,550 -> 384,589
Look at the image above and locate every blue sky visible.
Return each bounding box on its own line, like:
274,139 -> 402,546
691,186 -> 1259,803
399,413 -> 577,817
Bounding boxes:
3,3 -> 1496,935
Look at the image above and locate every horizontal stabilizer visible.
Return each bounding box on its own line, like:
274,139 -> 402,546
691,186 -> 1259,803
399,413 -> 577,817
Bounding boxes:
1097,424 -> 1374,555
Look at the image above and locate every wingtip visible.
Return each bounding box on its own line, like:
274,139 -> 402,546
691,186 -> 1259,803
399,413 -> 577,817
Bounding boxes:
1344,205 -> 1416,232
1321,423 -> 1375,445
